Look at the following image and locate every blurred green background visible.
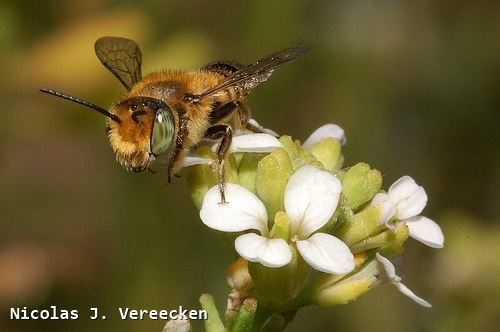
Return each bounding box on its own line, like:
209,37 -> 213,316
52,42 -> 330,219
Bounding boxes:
1,1 -> 500,331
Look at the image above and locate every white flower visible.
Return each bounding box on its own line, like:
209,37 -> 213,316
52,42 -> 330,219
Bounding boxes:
223,133 -> 282,154
302,124 -> 346,148
182,154 -> 213,167
371,176 -> 444,249
375,253 -> 432,308
181,132 -> 282,168
246,118 -> 279,137
200,165 -> 355,274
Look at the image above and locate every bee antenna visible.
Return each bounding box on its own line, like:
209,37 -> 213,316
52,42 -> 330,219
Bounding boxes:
40,88 -> 122,124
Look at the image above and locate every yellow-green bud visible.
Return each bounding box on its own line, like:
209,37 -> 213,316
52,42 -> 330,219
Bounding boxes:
311,258 -> 379,307
342,163 -> 382,210
186,146 -> 217,210
249,245 -> 309,307
225,154 -> 240,184
237,153 -> 266,194
310,253 -> 368,292
306,138 -> 343,171
313,275 -> 376,307
279,135 -> 298,162
337,204 -> 385,245
349,223 -> 408,254
293,148 -> 323,170
256,149 -> 293,219
378,223 -> 410,258
269,211 -> 290,241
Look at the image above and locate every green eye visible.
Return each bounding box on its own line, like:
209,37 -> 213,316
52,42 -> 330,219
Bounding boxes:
150,108 -> 175,156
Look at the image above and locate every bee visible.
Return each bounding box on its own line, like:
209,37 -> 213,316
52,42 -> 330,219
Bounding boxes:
40,37 -> 309,202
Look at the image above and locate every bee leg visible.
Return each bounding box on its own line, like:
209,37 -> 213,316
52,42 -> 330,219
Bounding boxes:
237,103 -> 280,136
204,124 -> 233,204
235,103 -> 263,133
209,100 -> 255,132
235,102 -> 254,131
167,114 -> 189,183
208,101 -> 240,125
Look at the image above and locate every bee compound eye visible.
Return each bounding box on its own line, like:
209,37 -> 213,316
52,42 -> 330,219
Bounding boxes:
150,108 -> 174,156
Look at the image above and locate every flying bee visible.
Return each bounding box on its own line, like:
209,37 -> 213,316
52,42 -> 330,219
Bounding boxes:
40,37 -> 310,202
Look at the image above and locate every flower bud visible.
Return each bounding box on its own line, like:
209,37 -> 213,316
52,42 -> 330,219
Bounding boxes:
237,153 -> 265,194
270,211 -> 290,241
279,135 -> 298,162
378,222 -> 410,258
249,245 -> 310,307
186,146 -> 217,209
310,252 -> 368,294
227,258 -> 252,292
349,222 -> 408,254
293,148 -> 323,170
342,163 -> 382,210
337,204 -> 385,245
305,138 -> 343,171
311,258 -> 380,307
256,149 -> 293,218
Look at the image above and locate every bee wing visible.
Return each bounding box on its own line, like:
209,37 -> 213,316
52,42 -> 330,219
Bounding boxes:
198,46 -> 310,100
95,37 -> 142,90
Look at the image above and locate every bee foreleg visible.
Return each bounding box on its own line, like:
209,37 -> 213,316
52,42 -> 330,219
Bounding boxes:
167,114 -> 189,183
204,124 -> 233,204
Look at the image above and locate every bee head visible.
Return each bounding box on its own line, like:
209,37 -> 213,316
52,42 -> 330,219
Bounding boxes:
108,97 -> 176,172
39,89 -> 176,173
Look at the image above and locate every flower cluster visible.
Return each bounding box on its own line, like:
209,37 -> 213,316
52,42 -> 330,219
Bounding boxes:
184,122 -> 444,332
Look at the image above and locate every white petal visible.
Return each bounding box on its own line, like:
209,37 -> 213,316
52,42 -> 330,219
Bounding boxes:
375,253 -> 399,281
248,119 -> 279,137
296,233 -> 355,274
284,165 -> 342,238
375,253 -> 431,307
200,184 -> 268,233
388,176 -> 419,201
302,124 -> 346,149
235,233 -> 292,268
396,186 -> 427,219
394,281 -> 432,308
371,193 -> 397,226
211,133 -> 282,154
181,155 -> 212,167
405,216 -> 444,248
388,176 -> 428,219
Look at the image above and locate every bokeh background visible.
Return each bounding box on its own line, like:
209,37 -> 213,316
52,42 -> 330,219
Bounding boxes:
1,1 -> 500,331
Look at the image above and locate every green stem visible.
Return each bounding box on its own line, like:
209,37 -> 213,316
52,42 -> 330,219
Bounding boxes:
199,294 -> 226,332
230,298 -> 257,332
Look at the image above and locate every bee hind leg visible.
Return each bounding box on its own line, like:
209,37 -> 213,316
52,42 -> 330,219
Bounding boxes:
236,103 -> 279,135
209,100 -> 264,134
204,124 -> 233,204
